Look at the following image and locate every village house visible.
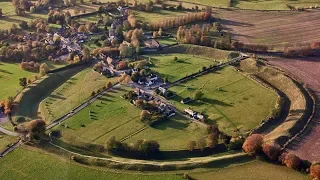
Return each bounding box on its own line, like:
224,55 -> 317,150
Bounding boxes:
144,39 -> 160,49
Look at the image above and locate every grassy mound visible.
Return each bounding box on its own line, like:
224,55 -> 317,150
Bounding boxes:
39,68 -> 117,122
240,58 -> 309,145
13,66 -> 86,122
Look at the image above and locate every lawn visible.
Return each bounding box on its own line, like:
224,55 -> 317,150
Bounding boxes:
39,68 -> 117,122
0,148 -> 183,180
149,54 -> 223,82
157,38 -> 177,46
168,67 -> 278,135
0,62 -> 36,101
53,86 -> 207,150
0,134 -> 18,152
0,2 -> 48,30
190,159 -> 308,180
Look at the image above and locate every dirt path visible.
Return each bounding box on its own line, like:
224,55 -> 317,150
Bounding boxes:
268,56 -> 320,162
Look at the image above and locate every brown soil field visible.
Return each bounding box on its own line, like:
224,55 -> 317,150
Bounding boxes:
215,9 -> 320,49
268,56 -> 320,162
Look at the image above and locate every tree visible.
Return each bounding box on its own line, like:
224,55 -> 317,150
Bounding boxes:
140,110 -> 151,121
39,63 -> 49,76
262,143 -> 281,161
0,8 -> 2,17
197,137 -> 206,151
283,153 -> 301,169
118,61 -> 128,70
19,20 -> 28,29
118,74 -> 131,84
242,134 -> 263,155
82,47 -> 90,61
107,82 -> 112,88
193,90 -> 204,100
25,119 -> 46,141
105,136 -> 122,152
187,141 -> 196,151
207,133 -> 219,148
310,163 -> 320,179
19,77 -> 27,88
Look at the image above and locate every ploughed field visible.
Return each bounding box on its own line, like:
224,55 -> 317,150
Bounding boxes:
268,56 -> 320,162
216,9 -> 320,49
53,86 -> 207,150
168,67 -> 278,136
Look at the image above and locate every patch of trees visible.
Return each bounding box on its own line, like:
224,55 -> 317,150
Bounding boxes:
284,45 -> 313,57
119,28 -> 145,57
0,40 -> 53,63
106,136 -> 160,159
0,97 -> 14,117
15,119 -> 46,142
48,10 -> 66,26
20,61 -> 41,72
150,10 -> 212,31
242,134 -> 317,175
177,23 -> 232,50
231,41 -> 268,52
12,0 -> 31,16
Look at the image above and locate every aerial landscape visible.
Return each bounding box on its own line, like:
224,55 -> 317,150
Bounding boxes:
1,0 -> 320,179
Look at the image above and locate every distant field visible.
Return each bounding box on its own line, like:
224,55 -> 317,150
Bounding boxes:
216,9 -> 320,49
156,38 -> 177,46
169,67 -> 278,135
54,86 -> 207,150
0,2 -> 48,30
191,160 -> 308,180
0,134 -> 17,152
0,148 -> 183,180
39,68 -> 116,122
149,54 -> 220,82
0,62 -> 36,101
132,9 -> 186,23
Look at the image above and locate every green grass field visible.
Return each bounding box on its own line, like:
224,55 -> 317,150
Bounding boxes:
149,54 -> 223,82
44,60 -> 69,70
132,9 -> 186,23
0,2 -> 48,30
190,159 -> 308,180
39,68 -> 117,122
0,62 -> 36,101
53,86 -> 207,150
169,67 -> 278,135
0,134 -> 18,152
0,148 -> 183,180
157,38 -> 177,46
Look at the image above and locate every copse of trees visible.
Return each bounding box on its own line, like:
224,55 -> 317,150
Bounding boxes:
242,134 -> 263,155
284,45 -> 313,57
105,136 -> 160,159
150,10 -> 212,31
310,163 -> 320,179
262,143 -> 281,161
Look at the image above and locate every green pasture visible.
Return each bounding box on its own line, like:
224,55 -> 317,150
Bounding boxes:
169,67 -> 278,135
